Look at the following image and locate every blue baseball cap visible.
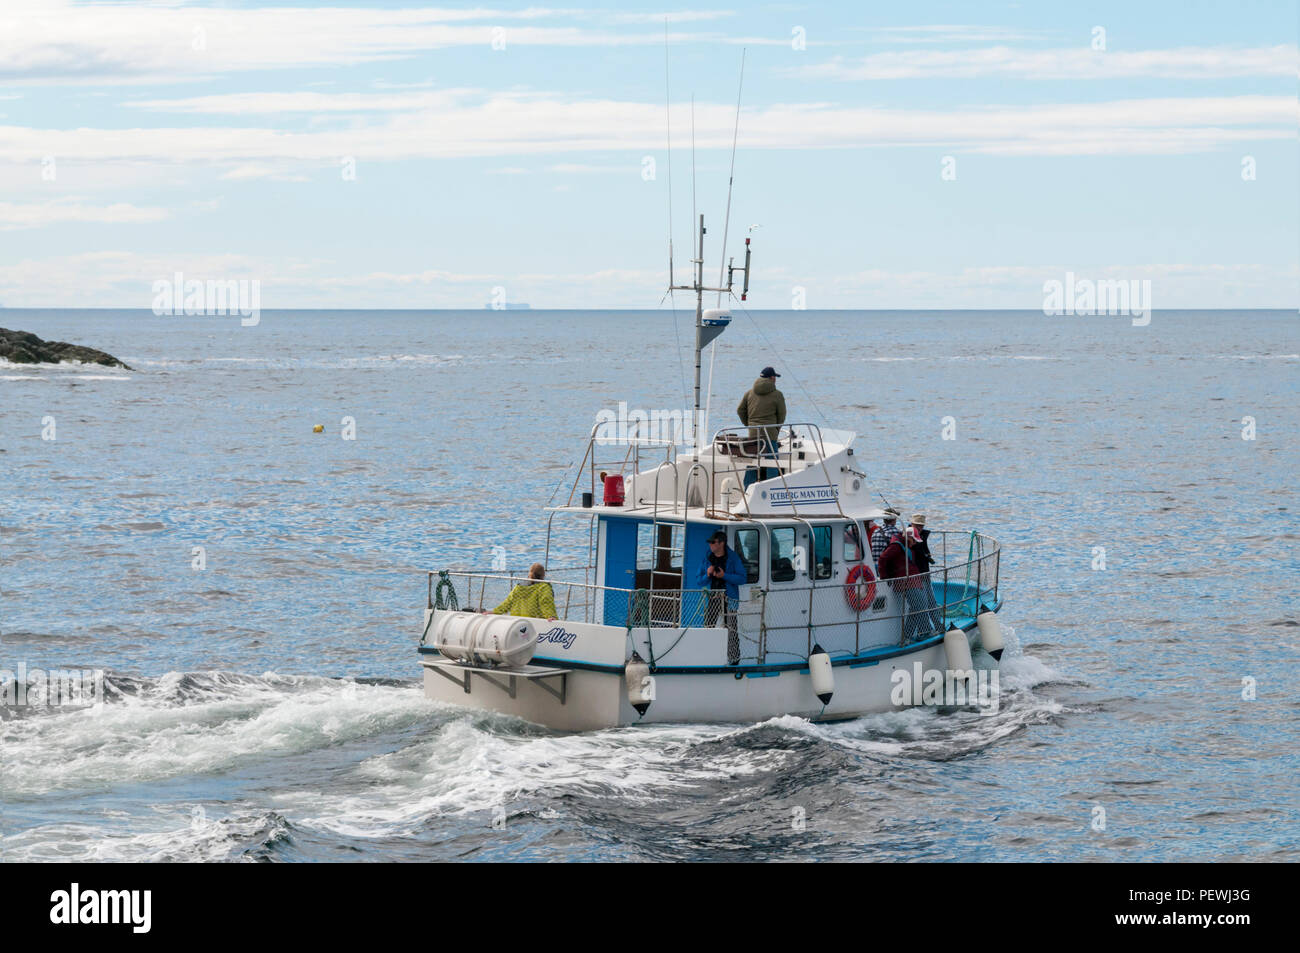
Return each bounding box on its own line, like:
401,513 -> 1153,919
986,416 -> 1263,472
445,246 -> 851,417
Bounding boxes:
760,366 -> 780,378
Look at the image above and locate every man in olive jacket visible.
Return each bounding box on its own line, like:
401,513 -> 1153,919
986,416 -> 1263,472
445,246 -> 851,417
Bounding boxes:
737,366 -> 786,481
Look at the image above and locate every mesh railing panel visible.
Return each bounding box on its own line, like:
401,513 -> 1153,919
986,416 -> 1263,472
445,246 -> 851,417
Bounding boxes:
428,534 -> 1000,662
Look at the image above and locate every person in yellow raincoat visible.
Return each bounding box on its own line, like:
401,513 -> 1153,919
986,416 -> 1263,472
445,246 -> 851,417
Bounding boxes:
490,563 -> 558,620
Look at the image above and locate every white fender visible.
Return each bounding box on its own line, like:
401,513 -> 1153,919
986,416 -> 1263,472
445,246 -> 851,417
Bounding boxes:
808,644 -> 834,706
943,628 -> 975,685
625,652 -> 653,716
976,611 -> 1004,661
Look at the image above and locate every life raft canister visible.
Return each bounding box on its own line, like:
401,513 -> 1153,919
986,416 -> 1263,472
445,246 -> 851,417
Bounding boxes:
844,562 -> 877,612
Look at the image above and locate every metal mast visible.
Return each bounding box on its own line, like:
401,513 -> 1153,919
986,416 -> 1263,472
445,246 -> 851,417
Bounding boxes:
670,214 -> 752,448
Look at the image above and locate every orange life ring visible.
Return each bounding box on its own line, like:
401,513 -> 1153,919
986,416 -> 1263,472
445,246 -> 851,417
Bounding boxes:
844,563 -> 877,612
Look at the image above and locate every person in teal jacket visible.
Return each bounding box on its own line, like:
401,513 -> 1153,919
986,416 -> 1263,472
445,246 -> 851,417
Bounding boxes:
491,563 -> 558,620
696,531 -> 746,664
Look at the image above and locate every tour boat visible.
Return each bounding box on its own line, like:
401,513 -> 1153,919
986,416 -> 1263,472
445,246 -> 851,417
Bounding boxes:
417,216 -> 1006,730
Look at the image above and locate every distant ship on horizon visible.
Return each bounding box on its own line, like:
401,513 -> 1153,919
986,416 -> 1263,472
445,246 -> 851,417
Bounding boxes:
483,302 -> 531,310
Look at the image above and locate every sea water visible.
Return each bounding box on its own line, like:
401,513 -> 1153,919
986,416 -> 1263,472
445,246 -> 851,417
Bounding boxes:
1,308 -> 1296,861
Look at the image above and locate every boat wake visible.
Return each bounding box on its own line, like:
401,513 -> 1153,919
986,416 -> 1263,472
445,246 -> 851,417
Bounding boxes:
2,631 -> 1078,861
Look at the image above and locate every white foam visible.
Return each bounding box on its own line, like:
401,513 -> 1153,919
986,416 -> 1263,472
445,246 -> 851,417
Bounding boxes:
200,354 -> 466,369
1210,353 -> 1299,360
0,672 -> 430,798
0,808 -> 292,863
0,642 -> 1075,857
0,357 -> 125,370
280,715 -> 782,838
995,654 -> 1048,687
860,355 -> 1062,364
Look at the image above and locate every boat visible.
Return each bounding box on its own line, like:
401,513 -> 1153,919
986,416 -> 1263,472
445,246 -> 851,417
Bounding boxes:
417,211 -> 1008,730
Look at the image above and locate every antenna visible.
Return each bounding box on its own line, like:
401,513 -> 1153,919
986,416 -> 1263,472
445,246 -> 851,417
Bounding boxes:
716,48 -> 746,306
690,95 -> 697,249
668,215 -> 755,452
663,19 -> 674,287
663,21 -> 688,408
665,66 -> 755,455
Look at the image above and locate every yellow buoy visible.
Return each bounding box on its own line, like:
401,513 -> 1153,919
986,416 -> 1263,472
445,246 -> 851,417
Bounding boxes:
313,424 -> 324,433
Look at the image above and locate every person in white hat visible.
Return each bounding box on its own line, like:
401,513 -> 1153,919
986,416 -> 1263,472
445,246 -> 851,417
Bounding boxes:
905,515 -> 934,568
905,514 -> 942,633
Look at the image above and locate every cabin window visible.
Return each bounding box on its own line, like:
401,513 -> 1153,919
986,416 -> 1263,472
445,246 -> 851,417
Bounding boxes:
811,525 -> 833,580
632,520 -> 685,597
636,522 -> 683,572
665,524 -> 684,571
636,522 -> 654,571
734,528 -> 760,584
771,527 -> 797,582
843,522 -> 863,562
655,523 -> 682,571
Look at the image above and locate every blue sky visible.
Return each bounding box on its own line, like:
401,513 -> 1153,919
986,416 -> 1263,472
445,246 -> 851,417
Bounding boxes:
0,0 -> 1296,308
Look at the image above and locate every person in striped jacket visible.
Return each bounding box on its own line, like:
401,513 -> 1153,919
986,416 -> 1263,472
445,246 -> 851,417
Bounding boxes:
870,507 -> 902,566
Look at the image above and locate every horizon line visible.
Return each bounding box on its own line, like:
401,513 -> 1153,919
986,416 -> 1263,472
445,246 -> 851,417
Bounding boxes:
1,307 -> 1296,314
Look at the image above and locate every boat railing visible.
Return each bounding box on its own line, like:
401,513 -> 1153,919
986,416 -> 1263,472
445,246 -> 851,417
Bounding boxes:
755,547 -> 1001,662
566,419 -> 678,508
560,420 -> 847,516
426,535 -> 1000,664
709,422 -> 845,518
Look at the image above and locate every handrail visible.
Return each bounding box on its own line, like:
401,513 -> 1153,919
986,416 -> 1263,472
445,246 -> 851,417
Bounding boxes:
575,416 -> 679,510
428,534 -> 1001,595
682,461 -> 710,512
428,565 -> 997,618
709,422 -> 847,519
426,536 -> 1000,663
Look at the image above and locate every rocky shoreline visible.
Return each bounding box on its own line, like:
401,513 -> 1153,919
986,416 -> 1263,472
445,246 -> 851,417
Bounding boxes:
0,328 -> 131,369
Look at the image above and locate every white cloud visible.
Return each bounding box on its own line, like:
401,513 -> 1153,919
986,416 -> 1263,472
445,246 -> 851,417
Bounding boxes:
370,78 -> 438,90
0,3 -> 728,85
856,25 -> 1052,44
0,159 -> 197,193
3,93 -> 1291,166
128,89 -> 480,115
547,162 -> 631,173
0,247 -> 667,308
794,262 -> 1300,309
0,198 -> 169,229
1,249 -> 1293,309
789,44 -> 1298,81
609,11 -> 734,24
214,164 -> 307,181
0,249 -> 299,306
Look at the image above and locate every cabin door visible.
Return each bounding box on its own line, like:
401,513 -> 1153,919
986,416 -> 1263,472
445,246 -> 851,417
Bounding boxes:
601,516 -> 638,626
762,524 -> 810,661
678,521 -> 716,627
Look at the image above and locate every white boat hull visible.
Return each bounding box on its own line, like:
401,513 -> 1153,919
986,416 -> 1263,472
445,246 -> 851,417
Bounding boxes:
420,635 -> 989,731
